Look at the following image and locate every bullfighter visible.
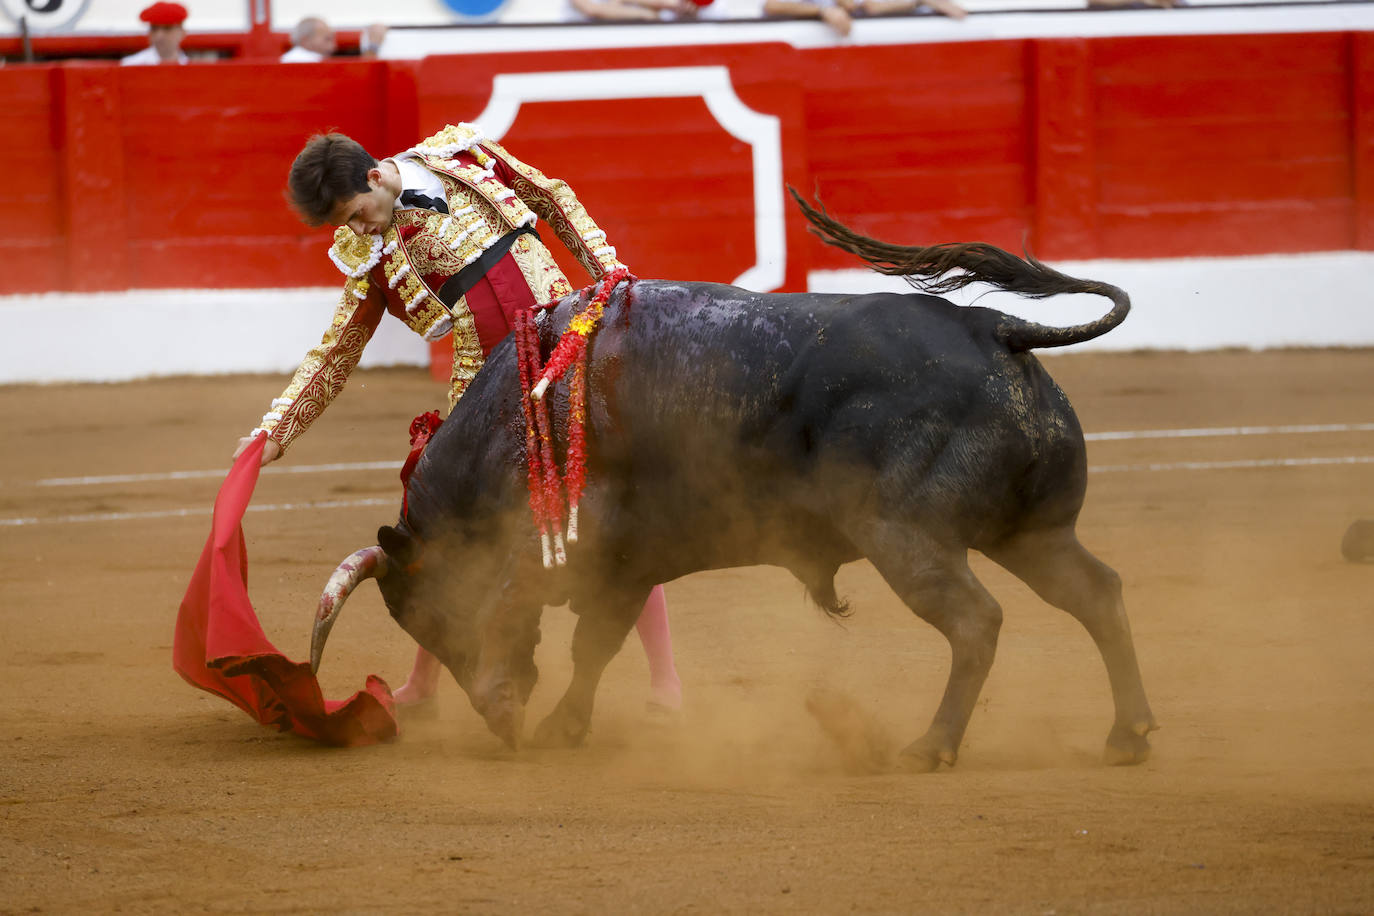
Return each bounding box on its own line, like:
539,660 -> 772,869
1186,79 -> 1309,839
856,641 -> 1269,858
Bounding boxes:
232,124 -> 681,713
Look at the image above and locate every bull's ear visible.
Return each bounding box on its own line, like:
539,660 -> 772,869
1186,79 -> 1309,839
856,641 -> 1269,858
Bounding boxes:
377,525 -> 418,568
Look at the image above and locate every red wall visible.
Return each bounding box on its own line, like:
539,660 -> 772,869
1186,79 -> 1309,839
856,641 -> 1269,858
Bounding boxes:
411,44 -> 812,291
2,31 -> 1371,296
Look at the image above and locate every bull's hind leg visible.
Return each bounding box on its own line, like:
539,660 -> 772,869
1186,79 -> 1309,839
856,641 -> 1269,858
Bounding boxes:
530,585 -> 650,749
858,526 -> 1004,772
984,526 -> 1157,765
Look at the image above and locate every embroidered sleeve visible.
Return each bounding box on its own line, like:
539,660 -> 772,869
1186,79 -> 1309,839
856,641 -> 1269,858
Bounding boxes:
249,282 -> 386,454
481,139 -> 624,280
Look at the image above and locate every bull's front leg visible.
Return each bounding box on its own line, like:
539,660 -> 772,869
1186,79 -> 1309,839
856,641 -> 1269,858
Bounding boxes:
531,587 -> 649,749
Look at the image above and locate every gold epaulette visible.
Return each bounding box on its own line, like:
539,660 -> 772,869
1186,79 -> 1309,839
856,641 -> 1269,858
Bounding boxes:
328,226 -> 385,279
409,123 -> 487,161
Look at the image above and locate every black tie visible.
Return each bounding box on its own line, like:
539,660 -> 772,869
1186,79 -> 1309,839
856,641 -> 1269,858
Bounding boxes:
399,189 -> 449,214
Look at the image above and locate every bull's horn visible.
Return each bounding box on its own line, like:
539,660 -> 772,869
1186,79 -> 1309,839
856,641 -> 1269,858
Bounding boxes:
311,545 -> 389,674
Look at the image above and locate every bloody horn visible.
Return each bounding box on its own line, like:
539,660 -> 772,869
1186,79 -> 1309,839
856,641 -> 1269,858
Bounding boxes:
311,545 -> 389,674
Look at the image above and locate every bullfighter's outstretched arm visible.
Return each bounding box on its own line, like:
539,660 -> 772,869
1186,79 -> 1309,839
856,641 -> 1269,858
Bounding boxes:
248,284 -> 387,455
480,139 -> 624,280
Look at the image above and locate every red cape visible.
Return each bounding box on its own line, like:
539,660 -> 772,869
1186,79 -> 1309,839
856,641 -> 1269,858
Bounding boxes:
172,435 -> 398,746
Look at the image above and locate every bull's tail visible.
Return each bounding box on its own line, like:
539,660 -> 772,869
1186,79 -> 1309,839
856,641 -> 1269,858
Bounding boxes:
790,188 -> 1130,352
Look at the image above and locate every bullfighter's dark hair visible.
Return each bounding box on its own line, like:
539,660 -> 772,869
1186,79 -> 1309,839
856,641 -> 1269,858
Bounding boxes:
286,132 -> 378,227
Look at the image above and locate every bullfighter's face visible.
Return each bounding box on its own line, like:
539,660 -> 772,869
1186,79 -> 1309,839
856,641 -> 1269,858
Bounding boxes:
330,167 -> 399,238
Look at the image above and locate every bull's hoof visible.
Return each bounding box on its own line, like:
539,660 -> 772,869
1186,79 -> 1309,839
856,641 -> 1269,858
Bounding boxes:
531,709 -> 589,749
1103,721 -> 1154,766
896,734 -> 957,773
1341,520 -> 1374,563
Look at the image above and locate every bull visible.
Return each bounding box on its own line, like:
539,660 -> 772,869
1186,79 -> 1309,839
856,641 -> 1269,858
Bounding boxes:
311,196 -> 1158,770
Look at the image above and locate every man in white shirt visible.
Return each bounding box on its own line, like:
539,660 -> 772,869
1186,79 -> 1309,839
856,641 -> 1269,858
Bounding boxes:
568,0 -> 727,21
121,2 -> 189,66
280,16 -> 336,63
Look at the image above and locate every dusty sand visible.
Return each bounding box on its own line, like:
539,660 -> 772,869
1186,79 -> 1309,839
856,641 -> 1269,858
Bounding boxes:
2,349 -> 1372,913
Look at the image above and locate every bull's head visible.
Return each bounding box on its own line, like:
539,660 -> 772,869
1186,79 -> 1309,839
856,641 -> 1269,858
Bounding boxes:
311,521 -> 545,748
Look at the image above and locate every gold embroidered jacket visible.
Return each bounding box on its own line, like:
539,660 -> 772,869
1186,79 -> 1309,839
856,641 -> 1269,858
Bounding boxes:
251,124 -> 623,453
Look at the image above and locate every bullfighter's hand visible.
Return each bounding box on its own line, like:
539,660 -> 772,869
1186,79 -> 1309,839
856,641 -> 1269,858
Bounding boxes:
233,435 -> 282,466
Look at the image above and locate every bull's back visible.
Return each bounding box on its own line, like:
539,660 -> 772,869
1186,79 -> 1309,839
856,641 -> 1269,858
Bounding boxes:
588,281 -> 1087,553
599,282 -> 989,434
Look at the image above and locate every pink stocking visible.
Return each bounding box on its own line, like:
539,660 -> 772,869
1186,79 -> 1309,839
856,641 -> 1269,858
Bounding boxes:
635,584 -> 682,711
392,646 -> 442,706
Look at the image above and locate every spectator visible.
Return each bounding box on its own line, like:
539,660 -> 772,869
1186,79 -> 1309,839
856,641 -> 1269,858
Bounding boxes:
763,0 -> 964,36
1088,0 -> 1178,7
280,17 -> 389,61
280,16 -> 336,62
569,0 -> 723,22
359,22 -> 389,59
844,0 -> 965,20
121,2 -> 189,66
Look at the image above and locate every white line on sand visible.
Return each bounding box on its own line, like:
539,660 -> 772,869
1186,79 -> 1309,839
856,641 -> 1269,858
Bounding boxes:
36,461 -> 403,487
1083,422 -> 1374,442
5,455 -> 1373,527
7,424 -> 1372,527
1089,455 -> 1374,474
0,497 -> 394,528
25,422 -> 1374,489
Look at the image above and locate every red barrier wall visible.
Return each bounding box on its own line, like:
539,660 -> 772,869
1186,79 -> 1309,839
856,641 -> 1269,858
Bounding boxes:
1,31 -> 1370,297
411,43 -> 812,291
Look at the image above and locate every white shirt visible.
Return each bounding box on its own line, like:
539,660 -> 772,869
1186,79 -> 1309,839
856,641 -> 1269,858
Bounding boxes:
121,46 -> 188,66
280,46 -> 327,63
563,0 -> 726,20
389,156 -> 447,209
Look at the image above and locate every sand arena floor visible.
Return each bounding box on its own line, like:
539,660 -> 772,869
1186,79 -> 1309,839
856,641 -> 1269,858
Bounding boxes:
1,349 -> 1372,913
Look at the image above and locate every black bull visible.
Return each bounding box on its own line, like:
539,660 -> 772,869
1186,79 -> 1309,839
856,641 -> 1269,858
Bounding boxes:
312,204 -> 1158,770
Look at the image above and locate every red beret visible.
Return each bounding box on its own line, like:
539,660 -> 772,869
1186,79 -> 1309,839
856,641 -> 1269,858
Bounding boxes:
140,2 -> 187,26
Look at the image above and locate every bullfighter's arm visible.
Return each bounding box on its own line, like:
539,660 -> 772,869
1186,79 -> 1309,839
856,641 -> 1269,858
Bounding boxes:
481,140 -> 624,280
247,283 -> 387,456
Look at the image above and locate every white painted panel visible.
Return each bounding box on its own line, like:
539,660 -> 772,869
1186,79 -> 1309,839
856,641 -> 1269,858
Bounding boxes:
807,252 -> 1374,352
0,288 -> 428,384
2,252 -> 1372,384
